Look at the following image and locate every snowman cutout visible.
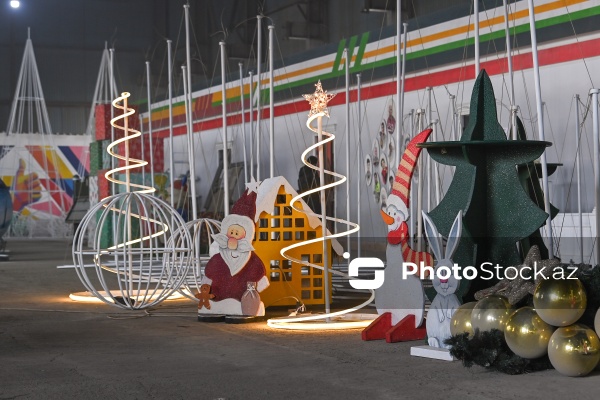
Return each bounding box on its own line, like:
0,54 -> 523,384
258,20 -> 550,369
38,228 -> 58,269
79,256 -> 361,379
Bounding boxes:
422,210 -> 462,349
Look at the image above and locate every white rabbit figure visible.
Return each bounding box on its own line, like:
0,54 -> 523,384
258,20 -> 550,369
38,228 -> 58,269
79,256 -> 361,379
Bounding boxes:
422,211 -> 462,349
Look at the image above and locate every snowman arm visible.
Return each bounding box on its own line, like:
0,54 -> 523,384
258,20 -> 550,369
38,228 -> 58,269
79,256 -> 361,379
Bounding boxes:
257,276 -> 269,292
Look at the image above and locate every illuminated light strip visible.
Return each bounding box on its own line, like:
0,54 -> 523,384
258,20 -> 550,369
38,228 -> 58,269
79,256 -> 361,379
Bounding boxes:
96,92 -> 168,266
69,290 -> 186,304
269,83 -> 374,330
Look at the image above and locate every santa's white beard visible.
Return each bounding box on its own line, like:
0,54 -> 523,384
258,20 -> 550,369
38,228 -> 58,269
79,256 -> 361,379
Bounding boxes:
213,233 -> 253,276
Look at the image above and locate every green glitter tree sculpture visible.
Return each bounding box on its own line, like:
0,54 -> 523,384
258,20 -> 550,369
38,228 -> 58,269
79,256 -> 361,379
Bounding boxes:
420,70 -> 551,300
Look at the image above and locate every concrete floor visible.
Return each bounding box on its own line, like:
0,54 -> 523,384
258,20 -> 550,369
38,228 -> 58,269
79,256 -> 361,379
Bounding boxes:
0,239 -> 598,400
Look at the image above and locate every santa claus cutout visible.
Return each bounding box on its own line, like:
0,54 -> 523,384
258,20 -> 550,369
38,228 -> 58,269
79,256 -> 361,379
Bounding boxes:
196,180 -> 269,316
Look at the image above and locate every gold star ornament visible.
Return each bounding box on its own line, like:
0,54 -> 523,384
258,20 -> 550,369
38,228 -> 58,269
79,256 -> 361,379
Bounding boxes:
303,80 -> 336,117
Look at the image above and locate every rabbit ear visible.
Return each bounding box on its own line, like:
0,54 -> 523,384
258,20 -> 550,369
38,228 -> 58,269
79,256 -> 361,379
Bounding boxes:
445,210 -> 463,260
422,211 -> 443,260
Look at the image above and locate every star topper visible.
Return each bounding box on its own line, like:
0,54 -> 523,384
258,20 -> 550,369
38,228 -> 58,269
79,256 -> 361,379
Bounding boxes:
303,80 -> 336,117
245,176 -> 261,194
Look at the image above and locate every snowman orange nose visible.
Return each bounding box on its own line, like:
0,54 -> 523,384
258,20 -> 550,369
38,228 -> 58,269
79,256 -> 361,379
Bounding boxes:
380,209 -> 394,225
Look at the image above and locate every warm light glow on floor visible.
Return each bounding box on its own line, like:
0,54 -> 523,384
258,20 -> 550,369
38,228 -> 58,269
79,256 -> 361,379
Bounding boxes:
69,290 -> 186,304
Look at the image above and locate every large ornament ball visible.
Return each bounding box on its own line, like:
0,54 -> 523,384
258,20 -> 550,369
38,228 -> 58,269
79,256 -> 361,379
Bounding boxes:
533,277 -> 586,327
471,295 -> 514,333
595,308 -> 600,337
504,307 -> 554,359
548,324 -> 600,377
450,302 -> 476,337
73,192 -> 192,310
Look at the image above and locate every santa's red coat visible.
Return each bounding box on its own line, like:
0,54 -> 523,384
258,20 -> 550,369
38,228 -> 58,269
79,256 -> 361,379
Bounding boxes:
204,252 -> 266,301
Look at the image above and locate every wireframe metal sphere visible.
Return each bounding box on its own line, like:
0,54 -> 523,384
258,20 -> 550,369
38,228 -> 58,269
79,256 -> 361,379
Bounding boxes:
171,218 -> 221,301
72,192 -> 192,310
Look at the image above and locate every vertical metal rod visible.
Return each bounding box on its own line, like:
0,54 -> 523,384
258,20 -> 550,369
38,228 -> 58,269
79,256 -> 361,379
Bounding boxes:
409,109 -> 415,245
503,0 -> 515,114
474,0 -> 480,76
167,39 -> 174,209
268,25 -> 275,178
395,0 -> 402,165
416,109 -> 424,251
109,48 -> 116,196
249,71 -> 254,178
182,65 -> 196,220
432,119 -> 440,204
399,22 -> 408,162
344,48 -> 351,256
450,94 -> 457,141
145,61 -> 155,189
317,115 -> 330,316
240,63 -> 248,183
220,41 -> 229,216
184,4 -> 197,219
591,88 -> 600,265
356,73 -> 362,258
426,87 -> 432,212
139,113 -> 145,185
574,94 -> 583,263
256,15 -> 262,181
527,0 -> 553,258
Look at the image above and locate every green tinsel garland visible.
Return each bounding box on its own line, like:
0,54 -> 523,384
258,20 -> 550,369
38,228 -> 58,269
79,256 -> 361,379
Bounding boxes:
444,265 -> 600,375
445,330 -> 553,375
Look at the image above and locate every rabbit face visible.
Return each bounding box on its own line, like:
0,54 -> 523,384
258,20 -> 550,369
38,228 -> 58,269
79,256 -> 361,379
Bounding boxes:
432,261 -> 459,295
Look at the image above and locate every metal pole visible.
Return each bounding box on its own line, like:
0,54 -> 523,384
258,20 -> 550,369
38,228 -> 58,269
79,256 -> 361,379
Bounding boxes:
145,61 -> 155,190
399,22 -> 408,162
268,25 -> 275,178
450,94 -> 457,141
474,0 -> 480,76
240,63 -> 248,183
109,48 -> 116,196
395,0 -> 402,165
432,119 -> 440,204
591,88 -> 600,265
139,113 -> 145,185
356,73 -> 362,258
256,15 -> 262,181
426,87 -> 432,212
317,115 -> 330,316
167,39 -> 174,209
503,0 -> 515,118
184,4 -> 197,219
409,109 -> 415,245
220,41 -> 229,216
416,109 -> 424,251
574,94 -> 583,263
182,66 -> 197,220
249,71 -> 254,178
527,0 -> 553,258
344,48 -> 351,257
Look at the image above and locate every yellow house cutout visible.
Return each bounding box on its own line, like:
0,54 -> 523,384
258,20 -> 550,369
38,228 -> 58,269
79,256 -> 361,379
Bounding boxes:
253,176 -> 342,307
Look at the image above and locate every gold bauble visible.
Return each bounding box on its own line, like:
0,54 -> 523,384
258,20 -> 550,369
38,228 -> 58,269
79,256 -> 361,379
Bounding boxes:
471,295 -> 514,333
504,307 -> 555,359
450,302 -> 476,337
548,324 -> 600,377
533,277 -> 586,327
595,308 -> 600,336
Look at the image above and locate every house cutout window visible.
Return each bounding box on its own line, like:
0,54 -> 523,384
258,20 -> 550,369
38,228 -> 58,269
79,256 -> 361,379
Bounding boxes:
276,194 -> 286,204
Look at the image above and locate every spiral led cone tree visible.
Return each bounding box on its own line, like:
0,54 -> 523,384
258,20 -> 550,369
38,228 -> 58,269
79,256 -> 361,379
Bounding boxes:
72,92 -> 192,310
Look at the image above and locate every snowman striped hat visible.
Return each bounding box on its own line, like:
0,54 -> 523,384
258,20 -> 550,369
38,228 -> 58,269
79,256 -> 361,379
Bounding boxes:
390,128 -> 433,207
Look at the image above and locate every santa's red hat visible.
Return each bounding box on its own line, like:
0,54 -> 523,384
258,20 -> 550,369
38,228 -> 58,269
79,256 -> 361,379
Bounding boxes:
222,184 -> 258,237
